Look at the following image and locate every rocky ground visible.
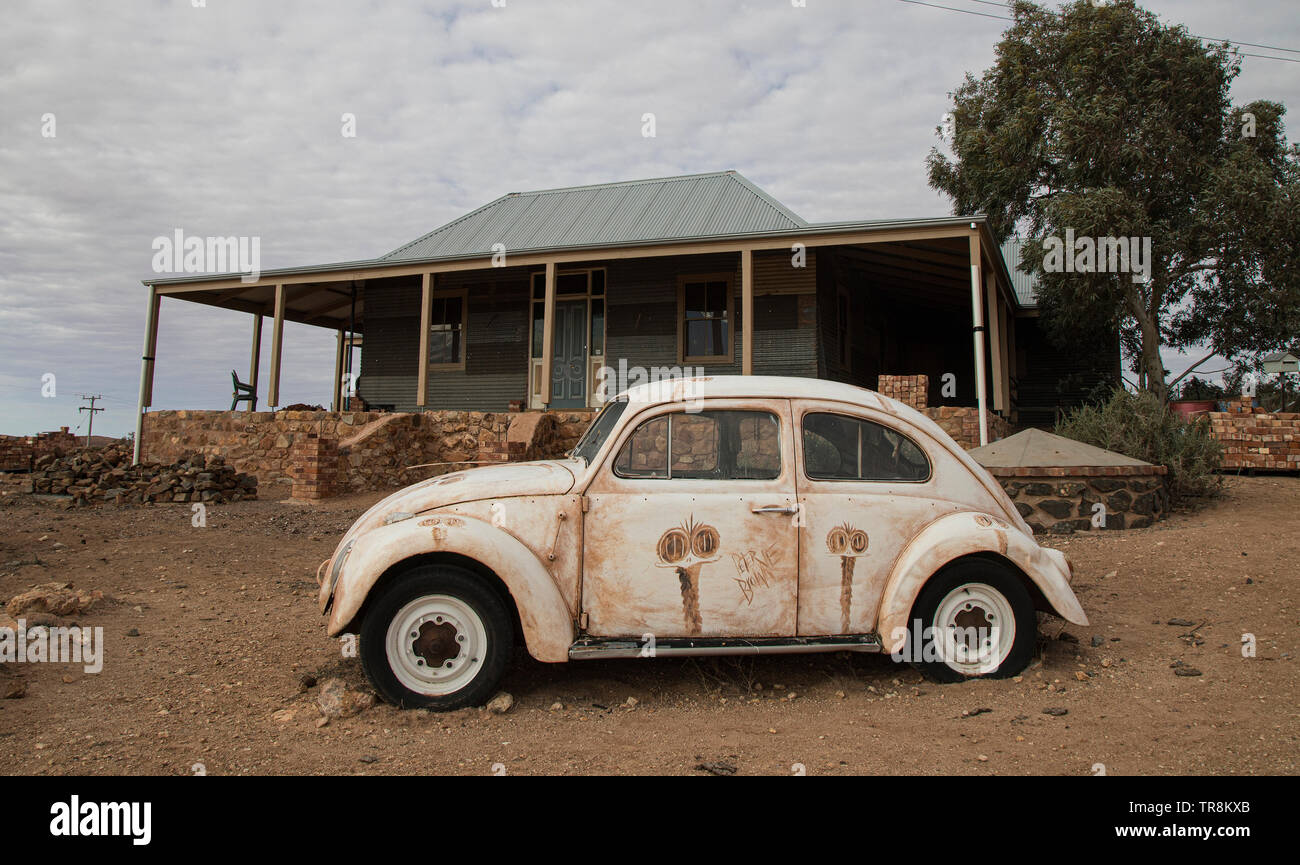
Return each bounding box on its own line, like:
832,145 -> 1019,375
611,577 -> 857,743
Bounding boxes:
0,475 -> 1296,775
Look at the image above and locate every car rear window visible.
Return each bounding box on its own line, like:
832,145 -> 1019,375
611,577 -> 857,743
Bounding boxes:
802,412 -> 930,482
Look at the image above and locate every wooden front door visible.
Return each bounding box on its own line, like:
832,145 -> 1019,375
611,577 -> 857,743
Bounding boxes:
549,300 -> 588,408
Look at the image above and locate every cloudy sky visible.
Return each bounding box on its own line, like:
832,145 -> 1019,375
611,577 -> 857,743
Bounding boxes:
1,0 -> 1296,437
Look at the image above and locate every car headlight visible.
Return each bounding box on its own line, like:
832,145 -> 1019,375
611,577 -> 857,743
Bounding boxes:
328,539 -> 356,596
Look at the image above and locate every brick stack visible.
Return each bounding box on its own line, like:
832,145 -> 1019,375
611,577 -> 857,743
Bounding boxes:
876,375 -> 1014,449
877,374 -> 930,410
0,427 -> 82,472
1207,401 -> 1300,471
0,437 -> 31,472
290,433 -> 339,500
477,434 -> 526,463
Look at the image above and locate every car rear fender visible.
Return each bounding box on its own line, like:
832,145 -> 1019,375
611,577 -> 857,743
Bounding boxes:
326,514 -> 574,662
876,511 -> 1088,654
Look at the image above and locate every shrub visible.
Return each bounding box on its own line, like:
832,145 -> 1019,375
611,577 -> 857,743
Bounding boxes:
1055,388 -> 1224,502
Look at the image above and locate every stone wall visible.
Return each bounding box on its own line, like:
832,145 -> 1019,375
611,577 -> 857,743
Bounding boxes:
1208,397 -> 1300,472
142,409 -> 595,496
927,406 -> 1016,450
877,374 -> 1014,449
990,466 -> 1170,534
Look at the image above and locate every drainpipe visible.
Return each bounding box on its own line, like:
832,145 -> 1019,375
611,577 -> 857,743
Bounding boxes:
132,285 -> 160,465
969,232 -> 988,447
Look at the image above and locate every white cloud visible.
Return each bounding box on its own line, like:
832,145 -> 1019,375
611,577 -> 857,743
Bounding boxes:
0,0 -> 1295,434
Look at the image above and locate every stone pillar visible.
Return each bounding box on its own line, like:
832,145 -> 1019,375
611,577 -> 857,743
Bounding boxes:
290,432 -> 338,500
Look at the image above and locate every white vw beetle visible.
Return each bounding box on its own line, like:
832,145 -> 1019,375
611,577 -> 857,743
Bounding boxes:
317,376 -> 1087,709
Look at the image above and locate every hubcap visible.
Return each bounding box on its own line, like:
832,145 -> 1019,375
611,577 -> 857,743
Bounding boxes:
386,595 -> 487,696
933,582 -> 1016,676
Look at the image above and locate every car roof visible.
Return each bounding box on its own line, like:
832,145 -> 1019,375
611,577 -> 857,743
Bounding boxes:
616,375 -> 890,409
609,374 -> 1033,535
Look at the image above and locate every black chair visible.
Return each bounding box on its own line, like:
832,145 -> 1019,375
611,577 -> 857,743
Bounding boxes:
231,370 -> 257,411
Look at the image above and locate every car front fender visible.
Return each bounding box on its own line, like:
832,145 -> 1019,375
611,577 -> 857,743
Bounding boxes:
876,511 -> 1088,654
326,514 -> 575,662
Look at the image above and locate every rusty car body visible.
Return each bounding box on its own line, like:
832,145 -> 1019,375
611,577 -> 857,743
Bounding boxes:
317,375 -> 1087,709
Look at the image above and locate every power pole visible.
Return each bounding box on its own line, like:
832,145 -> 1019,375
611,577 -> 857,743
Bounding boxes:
77,394 -> 104,447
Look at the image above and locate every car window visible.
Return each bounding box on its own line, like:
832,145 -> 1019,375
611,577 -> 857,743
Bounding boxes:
802,412 -> 930,482
614,410 -> 781,480
571,399 -> 627,463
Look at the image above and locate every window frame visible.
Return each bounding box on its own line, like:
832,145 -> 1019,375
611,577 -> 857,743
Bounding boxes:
677,272 -> 735,365
611,408 -> 782,481
798,409 -> 933,484
426,287 -> 468,371
527,269 -> 607,361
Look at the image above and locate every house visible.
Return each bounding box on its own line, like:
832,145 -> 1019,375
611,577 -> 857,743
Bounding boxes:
135,170 -> 1116,459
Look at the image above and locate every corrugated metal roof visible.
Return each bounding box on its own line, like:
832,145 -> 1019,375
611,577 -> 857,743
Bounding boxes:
1000,237 -> 1039,307
381,170 -> 807,262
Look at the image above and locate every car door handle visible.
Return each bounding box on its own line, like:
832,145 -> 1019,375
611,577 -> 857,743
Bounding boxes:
751,504 -> 799,515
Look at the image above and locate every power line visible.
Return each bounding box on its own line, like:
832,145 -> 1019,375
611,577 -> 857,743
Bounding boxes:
955,0 -> 1300,53
897,0 -> 1010,21
76,394 -> 105,446
900,0 -> 1300,63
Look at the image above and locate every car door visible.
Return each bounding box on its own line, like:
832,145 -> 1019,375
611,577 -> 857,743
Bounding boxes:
581,399 -> 800,638
792,401 -> 944,636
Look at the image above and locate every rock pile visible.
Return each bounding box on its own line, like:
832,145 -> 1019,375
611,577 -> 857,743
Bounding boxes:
5,582 -> 105,618
28,446 -> 257,506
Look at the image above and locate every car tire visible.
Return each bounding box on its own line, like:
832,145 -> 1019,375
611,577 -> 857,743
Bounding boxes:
905,559 -> 1036,683
360,565 -> 513,710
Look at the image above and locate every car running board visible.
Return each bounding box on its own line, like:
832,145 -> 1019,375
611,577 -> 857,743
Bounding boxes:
568,633 -> 882,660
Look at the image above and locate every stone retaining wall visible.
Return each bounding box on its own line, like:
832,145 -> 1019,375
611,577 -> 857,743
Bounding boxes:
990,466 -> 1170,534
142,408 -> 594,496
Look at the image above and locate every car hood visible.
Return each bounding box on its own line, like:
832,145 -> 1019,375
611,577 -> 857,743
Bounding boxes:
339,459 -> 578,546
317,459 -> 580,610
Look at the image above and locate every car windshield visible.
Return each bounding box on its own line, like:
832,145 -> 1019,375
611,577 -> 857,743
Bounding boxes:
569,399 -> 628,464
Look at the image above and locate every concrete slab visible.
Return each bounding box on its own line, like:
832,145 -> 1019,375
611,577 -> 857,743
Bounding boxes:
969,428 -> 1152,468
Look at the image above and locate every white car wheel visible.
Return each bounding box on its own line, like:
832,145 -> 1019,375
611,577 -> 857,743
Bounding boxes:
908,560 -> 1037,682
386,594 -> 489,697
360,565 -> 513,709
933,582 -> 1017,676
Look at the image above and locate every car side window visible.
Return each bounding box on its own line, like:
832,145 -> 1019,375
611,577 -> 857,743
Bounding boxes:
802,412 -> 930,482
614,410 -> 781,480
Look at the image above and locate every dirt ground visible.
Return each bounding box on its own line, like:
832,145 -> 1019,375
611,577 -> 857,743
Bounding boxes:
0,474 -> 1296,776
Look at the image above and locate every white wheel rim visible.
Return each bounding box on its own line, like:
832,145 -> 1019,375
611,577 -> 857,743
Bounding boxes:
385,595 -> 488,697
934,582 -> 1016,676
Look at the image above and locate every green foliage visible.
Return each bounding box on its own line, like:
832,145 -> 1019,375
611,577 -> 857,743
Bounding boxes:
1055,388 -> 1224,501
1171,376 -> 1225,402
928,0 -> 1300,402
